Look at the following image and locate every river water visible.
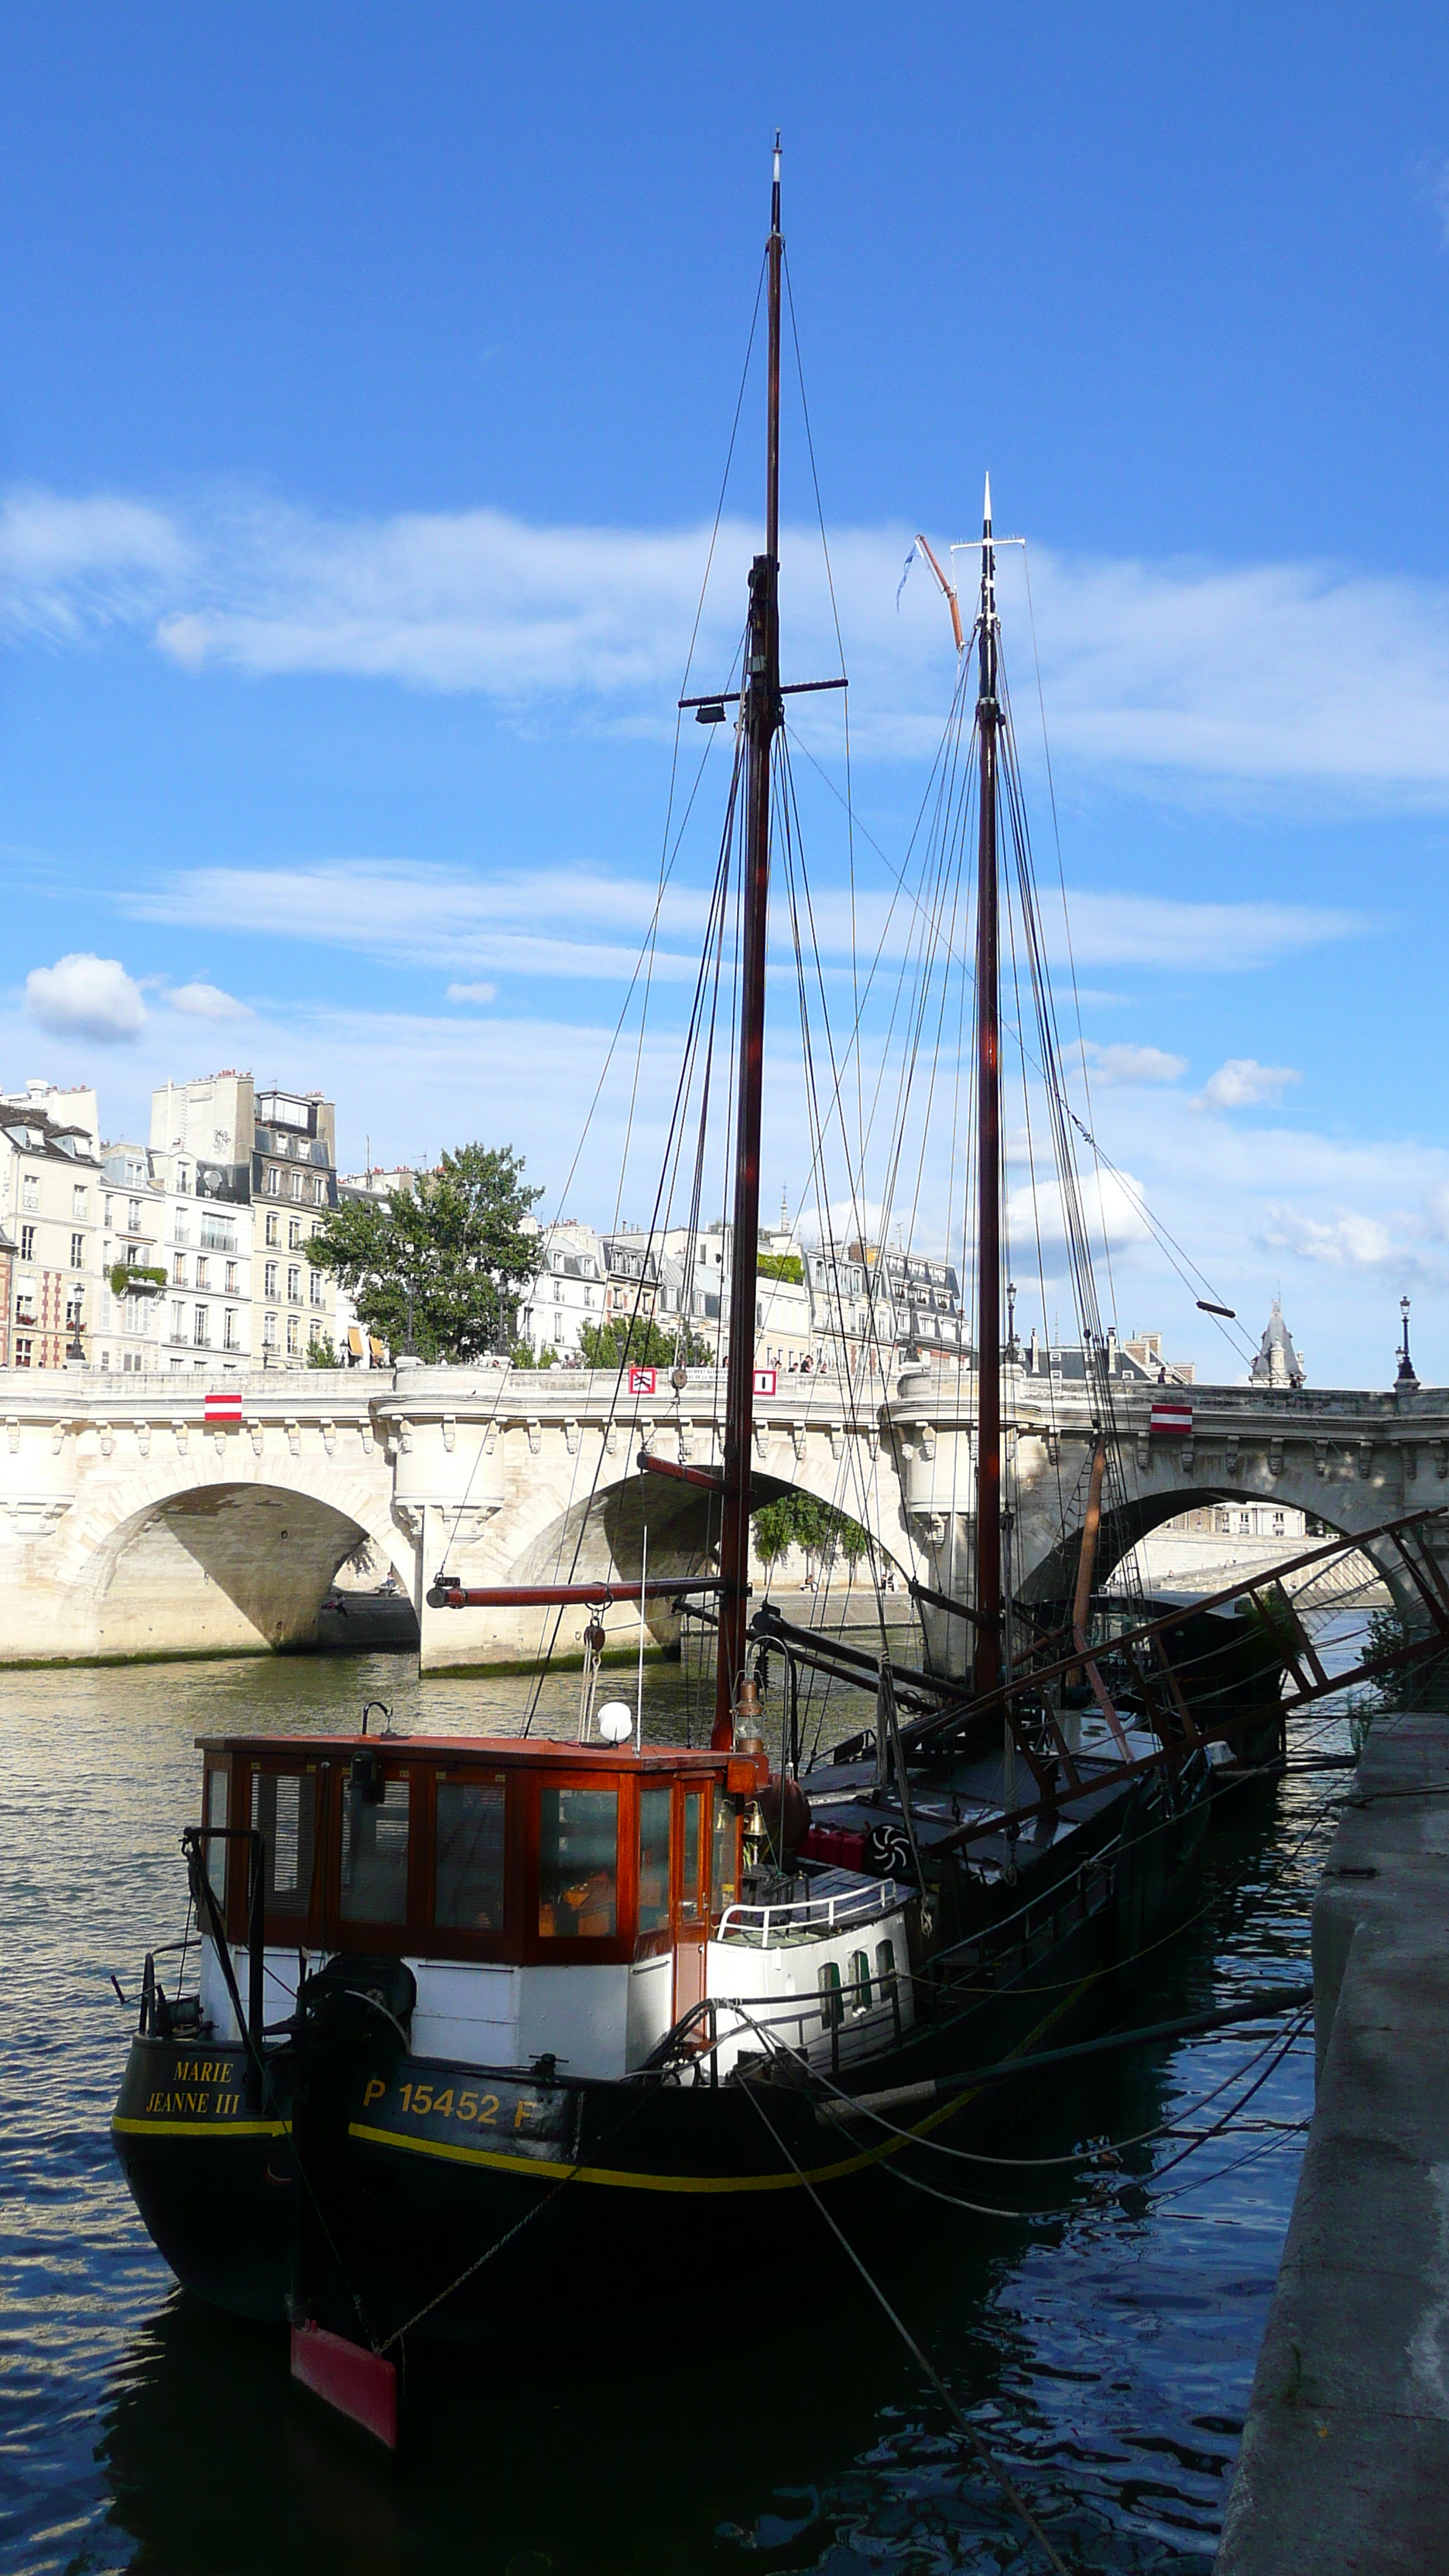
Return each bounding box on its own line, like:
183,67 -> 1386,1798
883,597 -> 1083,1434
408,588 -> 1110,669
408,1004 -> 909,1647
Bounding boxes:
0,1636 -> 1355,2576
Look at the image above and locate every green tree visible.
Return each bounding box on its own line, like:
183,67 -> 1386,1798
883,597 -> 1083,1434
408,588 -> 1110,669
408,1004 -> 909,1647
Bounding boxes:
306,1144 -> 541,1363
756,1251 -> 803,1285
576,1314 -> 712,1372
305,1330 -> 343,1368
752,1489 -> 872,1583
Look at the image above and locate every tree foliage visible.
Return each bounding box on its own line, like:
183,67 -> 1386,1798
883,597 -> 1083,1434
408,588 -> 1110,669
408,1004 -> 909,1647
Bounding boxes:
756,1251 -> 803,1284
576,1314 -> 712,1372
306,1144 -> 541,1363
752,1490 -> 872,1574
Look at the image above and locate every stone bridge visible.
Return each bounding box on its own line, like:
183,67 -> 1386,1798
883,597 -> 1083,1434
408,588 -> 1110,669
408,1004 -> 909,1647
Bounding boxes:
0,1358 -> 1444,1672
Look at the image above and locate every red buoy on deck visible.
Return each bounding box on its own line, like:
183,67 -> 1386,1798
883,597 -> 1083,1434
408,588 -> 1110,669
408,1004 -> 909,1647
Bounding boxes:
290,2321 -> 399,2451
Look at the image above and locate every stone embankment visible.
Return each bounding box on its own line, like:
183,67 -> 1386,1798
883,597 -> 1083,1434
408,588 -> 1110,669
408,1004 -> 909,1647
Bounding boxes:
1216,1702 -> 1449,2571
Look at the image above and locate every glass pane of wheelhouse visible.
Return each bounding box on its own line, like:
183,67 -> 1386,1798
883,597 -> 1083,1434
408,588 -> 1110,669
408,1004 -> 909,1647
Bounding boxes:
637,1786 -> 671,1934
341,1773 -> 410,1924
538,1788 -> 617,1938
434,1782 -> 505,1930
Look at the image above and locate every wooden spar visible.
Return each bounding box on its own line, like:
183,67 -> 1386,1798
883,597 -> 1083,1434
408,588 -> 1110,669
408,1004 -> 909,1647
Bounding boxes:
1068,1433 -> 1107,1683
714,137 -> 783,1752
429,1577 -> 723,1609
973,478 -> 1003,1702
912,534 -> 964,653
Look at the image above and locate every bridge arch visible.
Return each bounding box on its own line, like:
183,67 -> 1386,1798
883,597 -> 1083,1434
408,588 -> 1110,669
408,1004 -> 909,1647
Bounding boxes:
60,1456 -> 410,1660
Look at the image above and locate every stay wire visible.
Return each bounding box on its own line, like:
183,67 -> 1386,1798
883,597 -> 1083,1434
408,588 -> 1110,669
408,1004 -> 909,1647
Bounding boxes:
743,2082 -> 1071,2574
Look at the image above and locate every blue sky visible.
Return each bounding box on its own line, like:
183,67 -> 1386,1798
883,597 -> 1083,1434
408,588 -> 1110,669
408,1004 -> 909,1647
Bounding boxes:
4,5 -> 1449,1382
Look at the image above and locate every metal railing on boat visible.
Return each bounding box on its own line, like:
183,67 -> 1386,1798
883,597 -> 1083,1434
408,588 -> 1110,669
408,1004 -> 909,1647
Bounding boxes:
716,1875 -> 910,1948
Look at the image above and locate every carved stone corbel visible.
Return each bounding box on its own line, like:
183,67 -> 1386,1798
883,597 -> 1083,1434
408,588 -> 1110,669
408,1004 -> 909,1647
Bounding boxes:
96,1419 -> 114,1459
790,1420 -> 807,1463
320,1419 -> 337,1458
564,1417 -> 580,1455
172,1417 -> 189,1456
829,1420 -> 844,1459
526,1418 -> 542,1456
603,1419 -> 617,1456
5,1417 -> 18,1456
752,1418 -> 768,1460
286,1420 -> 301,1459
132,1419 -> 150,1460
442,1416 -> 457,1454
677,1418 -> 694,1462
1269,1437 -> 1284,1478
248,1418 -> 264,1457
1357,1439 -> 1373,1480
50,1420 -> 69,1458
397,1418 -> 414,1455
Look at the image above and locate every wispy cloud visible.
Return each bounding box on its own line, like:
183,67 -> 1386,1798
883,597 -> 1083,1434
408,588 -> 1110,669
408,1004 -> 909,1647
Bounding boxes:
9,480 -> 1449,804
1081,1041 -> 1187,1087
167,979 -> 251,1021
1197,1057 -> 1302,1110
125,858 -> 1360,989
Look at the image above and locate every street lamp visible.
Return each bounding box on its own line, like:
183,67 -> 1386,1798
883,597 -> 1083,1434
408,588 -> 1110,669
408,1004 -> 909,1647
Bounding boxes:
1396,1296 -> 1419,1392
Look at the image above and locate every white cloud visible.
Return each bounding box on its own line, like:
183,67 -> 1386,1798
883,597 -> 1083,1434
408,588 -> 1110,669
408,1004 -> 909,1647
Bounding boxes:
24,953 -> 147,1043
9,480 -> 1449,804
1198,1057 -> 1302,1110
124,856 -> 1359,991
1081,1041 -> 1187,1087
0,487 -> 190,644
446,981 -> 498,1005
167,979 -> 251,1021
1261,1208 -> 1401,1272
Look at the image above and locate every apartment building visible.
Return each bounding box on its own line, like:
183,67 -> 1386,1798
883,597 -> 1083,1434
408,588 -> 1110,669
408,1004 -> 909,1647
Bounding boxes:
0,1081 -> 102,1369
147,1074 -> 338,1370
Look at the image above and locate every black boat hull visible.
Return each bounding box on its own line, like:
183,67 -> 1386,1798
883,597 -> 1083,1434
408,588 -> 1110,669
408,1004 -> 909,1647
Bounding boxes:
113,1769 -> 1211,2344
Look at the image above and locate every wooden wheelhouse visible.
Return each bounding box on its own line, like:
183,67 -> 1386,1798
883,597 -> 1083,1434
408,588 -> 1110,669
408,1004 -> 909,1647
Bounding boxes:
197,1733 -> 766,2078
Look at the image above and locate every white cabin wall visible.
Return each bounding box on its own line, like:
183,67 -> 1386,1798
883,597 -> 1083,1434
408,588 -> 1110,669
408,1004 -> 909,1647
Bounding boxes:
625,1953 -> 673,2069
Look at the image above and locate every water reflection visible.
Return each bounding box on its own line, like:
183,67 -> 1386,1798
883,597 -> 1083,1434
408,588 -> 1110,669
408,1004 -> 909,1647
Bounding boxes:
0,1641 -> 1353,2575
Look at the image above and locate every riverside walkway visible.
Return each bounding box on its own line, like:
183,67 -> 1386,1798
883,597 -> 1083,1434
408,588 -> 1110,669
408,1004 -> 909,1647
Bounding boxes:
1217,1695 -> 1449,2571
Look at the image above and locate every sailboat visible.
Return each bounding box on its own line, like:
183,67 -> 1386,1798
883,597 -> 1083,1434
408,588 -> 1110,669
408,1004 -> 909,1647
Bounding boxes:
109,149 -> 1301,2432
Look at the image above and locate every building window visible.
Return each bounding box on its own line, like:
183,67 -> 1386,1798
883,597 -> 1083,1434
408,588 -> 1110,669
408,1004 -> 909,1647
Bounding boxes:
310,1269 -> 325,1307
287,1266 -> 301,1303
14,1338 -> 31,1368
224,1261 -> 238,1294
19,1225 -> 35,1262
313,1177 -> 327,1206
126,1197 -> 141,1233
194,1307 -> 209,1348
22,1176 -> 38,1212
266,1168 -> 279,1197
288,1218 -> 302,1249
264,1261 -> 278,1298
263,1312 -> 278,1349
1273,1511 -> 1285,1535
171,1301 -> 187,1343
289,1171 -> 304,1201
176,1163 -> 190,1194
223,1309 -> 238,1350
173,1208 -> 190,1245
265,1211 -> 279,1245
173,1253 -> 187,1285
72,1185 -> 87,1220
286,1314 -> 301,1355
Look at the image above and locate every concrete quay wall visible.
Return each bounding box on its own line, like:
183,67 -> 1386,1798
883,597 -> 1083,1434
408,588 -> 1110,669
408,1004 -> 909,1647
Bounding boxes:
1216,1704 -> 1449,2573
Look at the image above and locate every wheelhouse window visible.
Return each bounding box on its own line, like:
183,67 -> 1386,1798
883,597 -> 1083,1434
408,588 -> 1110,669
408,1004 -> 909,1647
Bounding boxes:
252,1769 -> 316,1917
204,1764 -> 228,1901
637,1786 -> 672,1934
538,1787 -> 617,1938
341,1769 -> 410,1923
434,1781 -> 505,1930
711,1788 -> 739,1912
680,1788 -> 705,1923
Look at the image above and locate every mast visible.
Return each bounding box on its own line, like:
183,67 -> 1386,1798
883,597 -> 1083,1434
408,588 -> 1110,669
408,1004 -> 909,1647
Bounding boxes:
973,475 -> 1003,1702
713,137 -> 783,1751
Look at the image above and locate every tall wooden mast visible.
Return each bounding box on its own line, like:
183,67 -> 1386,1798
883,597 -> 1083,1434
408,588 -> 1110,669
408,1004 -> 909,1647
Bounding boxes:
973,477 -> 1003,1701
713,139 -> 783,1751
